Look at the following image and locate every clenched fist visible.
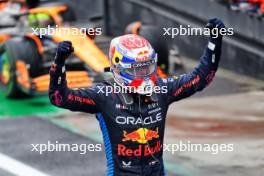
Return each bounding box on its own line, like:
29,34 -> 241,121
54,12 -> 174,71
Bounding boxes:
55,41 -> 74,65
206,18 -> 226,40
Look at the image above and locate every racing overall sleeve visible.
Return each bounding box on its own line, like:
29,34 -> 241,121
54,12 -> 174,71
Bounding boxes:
166,38 -> 222,105
49,62 -> 102,113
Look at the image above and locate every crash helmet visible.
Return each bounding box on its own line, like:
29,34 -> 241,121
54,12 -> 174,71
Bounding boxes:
109,34 -> 158,95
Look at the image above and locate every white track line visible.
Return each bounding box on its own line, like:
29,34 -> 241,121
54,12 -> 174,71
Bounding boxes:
0,153 -> 51,176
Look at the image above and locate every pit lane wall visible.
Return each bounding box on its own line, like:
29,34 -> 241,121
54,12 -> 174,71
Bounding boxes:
104,0 -> 264,80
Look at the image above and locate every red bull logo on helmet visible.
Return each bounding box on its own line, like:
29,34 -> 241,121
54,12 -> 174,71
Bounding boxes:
120,34 -> 149,50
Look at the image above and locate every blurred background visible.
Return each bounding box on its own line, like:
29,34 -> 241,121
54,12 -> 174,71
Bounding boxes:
0,0 -> 263,176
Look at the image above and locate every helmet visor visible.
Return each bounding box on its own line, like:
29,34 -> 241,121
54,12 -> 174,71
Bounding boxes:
123,60 -> 156,78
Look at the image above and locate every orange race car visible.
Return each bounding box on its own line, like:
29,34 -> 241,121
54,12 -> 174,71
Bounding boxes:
0,3 -> 169,98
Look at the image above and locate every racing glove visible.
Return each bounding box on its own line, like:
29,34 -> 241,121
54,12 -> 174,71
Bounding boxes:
54,41 -> 74,66
203,18 -> 225,70
206,18 -> 225,54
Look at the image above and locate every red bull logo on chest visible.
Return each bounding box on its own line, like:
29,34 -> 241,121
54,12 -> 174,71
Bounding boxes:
122,127 -> 159,144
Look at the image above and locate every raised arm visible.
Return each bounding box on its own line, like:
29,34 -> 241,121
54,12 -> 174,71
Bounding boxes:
165,18 -> 225,104
49,41 -> 101,113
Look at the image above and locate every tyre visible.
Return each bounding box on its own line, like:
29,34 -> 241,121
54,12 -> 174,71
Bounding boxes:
0,38 -> 41,98
125,22 -> 169,73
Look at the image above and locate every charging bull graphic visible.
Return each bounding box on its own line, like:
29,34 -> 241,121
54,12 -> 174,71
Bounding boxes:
122,127 -> 159,144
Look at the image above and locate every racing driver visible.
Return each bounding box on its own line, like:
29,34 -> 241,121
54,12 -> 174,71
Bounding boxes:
49,18 -> 225,176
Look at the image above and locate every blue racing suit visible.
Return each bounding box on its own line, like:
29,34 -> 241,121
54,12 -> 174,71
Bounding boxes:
49,19 -> 223,176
